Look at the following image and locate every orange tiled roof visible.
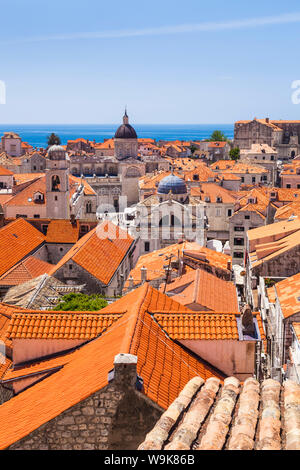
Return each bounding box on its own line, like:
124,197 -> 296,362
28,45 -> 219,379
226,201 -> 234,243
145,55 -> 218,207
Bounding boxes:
274,273 -> 300,319
1,350 -> 75,383
191,183 -> 237,204
124,242 -> 206,289
164,269 -> 239,313
208,141 -> 227,148
154,313 -> 239,340
275,202 -> 300,220
0,219 -> 45,277
249,228 -> 300,268
45,220 -> 80,244
0,165 -> 13,176
6,176 -> 46,207
7,312 -> 122,340
211,160 -> 235,171
222,162 -> 268,175
0,284 -> 224,449
0,194 -> 13,206
0,256 -> 53,286
93,138 -> 115,150
12,173 -> 45,186
7,174 -> 96,208
69,175 -> 96,196
51,221 -> 134,285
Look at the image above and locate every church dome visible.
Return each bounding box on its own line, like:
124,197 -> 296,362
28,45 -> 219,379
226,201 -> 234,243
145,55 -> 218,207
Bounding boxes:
114,109 -> 138,139
157,174 -> 187,195
114,124 -> 137,139
48,145 -> 66,160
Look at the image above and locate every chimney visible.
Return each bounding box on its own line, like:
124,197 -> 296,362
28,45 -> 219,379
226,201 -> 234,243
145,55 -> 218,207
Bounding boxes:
110,353 -> 138,388
266,118 -> 269,123
140,266 -> 147,283
164,265 -> 172,284
128,275 -> 134,289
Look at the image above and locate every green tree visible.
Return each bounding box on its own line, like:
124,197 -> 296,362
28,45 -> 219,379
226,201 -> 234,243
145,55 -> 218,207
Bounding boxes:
190,144 -> 198,155
208,130 -> 228,142
229,147 -> 240,161
52,293 -> 108,311
47,133 -> 61,146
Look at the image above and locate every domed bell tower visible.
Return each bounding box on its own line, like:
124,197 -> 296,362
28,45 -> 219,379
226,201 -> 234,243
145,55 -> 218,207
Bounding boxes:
46,145 -> 70,219
114,110 -> 138,160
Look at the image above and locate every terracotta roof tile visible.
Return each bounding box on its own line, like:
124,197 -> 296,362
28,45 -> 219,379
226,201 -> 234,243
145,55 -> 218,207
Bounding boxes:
0,165 -> 13,176
0,219 -> 45,277
154,313 -> 239,340
164,269 -> 239,313
7,312 -> 122,340
0,284 -> 224,449
0,256 -> 53,286
51,221 -> 134,285
140,376 -> 299,450
273,273 -> 300,319
45,220 -> 80,244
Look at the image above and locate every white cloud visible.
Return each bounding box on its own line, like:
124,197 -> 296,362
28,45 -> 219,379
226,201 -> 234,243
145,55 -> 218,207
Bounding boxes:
2,12 -> 300,44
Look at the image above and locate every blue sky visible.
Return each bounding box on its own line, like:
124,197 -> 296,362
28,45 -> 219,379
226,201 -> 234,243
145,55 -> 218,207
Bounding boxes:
0,0 -> 300,124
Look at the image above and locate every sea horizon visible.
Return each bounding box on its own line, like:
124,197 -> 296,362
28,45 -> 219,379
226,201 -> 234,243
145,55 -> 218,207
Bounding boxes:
0,123 -> 234,148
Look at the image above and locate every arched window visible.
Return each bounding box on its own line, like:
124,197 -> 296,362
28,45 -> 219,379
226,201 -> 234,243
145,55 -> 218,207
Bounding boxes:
86,201 -> 92,213
51,175 -> 61,191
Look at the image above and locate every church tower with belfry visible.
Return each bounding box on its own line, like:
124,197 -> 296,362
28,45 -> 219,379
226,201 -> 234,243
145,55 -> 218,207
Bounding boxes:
46,144 -> 70,219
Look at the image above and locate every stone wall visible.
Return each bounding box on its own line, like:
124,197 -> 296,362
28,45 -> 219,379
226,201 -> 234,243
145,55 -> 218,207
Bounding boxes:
8,354 -> 163,450
0,384 -> 13,405
253,244 -> 300,278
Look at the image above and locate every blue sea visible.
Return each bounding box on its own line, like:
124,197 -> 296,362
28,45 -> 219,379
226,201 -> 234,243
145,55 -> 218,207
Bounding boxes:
0,124 -> 234,149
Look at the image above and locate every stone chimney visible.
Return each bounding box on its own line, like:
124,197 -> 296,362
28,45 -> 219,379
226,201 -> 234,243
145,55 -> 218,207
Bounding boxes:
128,275 -> 134,289
140,266 -> 147,283
113,353 -> 138,388
266,118 -> 270,123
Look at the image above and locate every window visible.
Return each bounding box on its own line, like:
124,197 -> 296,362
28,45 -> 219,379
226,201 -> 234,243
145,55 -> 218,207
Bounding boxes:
245,215 -> 250,220
234,226 -> 244,232
215,208 -> 221,217
252,177 -> 256,183
287,184 -> 291,188
80,225 -> 89,234
51,175 -> 61,191
86,201 -> 92,213
297,185 -> 300,189
69,265 -> 73,270
33,214 -> 40,219
144,241 -> 150,252
233,252 -> 244,259
234,237 -> 244,246
41,224 -> 48,235
241,177 -> 244,183
227,209 -> 232,217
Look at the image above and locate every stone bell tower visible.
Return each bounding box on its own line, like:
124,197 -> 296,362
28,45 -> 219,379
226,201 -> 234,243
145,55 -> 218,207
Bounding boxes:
46,145 -> 70,219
